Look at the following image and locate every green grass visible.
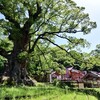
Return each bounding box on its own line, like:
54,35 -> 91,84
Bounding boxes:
19,91 -> 98,100
52,92 -> 97,100
0,85 -> 100,100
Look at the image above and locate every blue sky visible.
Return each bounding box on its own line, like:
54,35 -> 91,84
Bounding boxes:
56,0 -> 100,53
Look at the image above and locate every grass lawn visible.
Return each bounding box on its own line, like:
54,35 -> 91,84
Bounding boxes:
17,91 -> 98,100
0,85 -> 100,100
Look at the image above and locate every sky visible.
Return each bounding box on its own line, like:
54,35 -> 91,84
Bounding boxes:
56,0 -> 100,53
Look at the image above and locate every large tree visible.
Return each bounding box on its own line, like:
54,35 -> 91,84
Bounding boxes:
0,0 -> 96,85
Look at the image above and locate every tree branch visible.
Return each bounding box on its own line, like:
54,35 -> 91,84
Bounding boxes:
29,21 -> 45,35
55,34 -> 74,43
41,37 -> 68,52
5,15 -> 20,29
41,37 -> 83,63
0,47 -> 9,58
23,2 -> 42,34
36,45 -> 49,67
0,4 -> 20,29
29,28 -> 82,53
28,34 -> 41,53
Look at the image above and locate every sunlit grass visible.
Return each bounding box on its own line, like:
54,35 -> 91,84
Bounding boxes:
0,85 -> 100,100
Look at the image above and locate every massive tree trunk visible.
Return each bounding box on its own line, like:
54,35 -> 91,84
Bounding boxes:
8,59 -> 34,86
11,38 -> 36,85
1,35 -> 36,86
1,54 -> 35,86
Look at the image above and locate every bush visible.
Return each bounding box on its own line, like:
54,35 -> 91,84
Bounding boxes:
52,79 -> 69,88
52,79 -> 59,86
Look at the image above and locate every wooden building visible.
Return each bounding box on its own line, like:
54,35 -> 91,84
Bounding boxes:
61,68 -> 85,82
49,68 -> 100,88
83,71 -> 100,88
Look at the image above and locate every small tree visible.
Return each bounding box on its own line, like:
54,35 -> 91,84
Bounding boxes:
0,0 -> 96,85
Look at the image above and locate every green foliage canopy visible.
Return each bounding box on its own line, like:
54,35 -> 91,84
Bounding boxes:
0,0 -> 97,78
